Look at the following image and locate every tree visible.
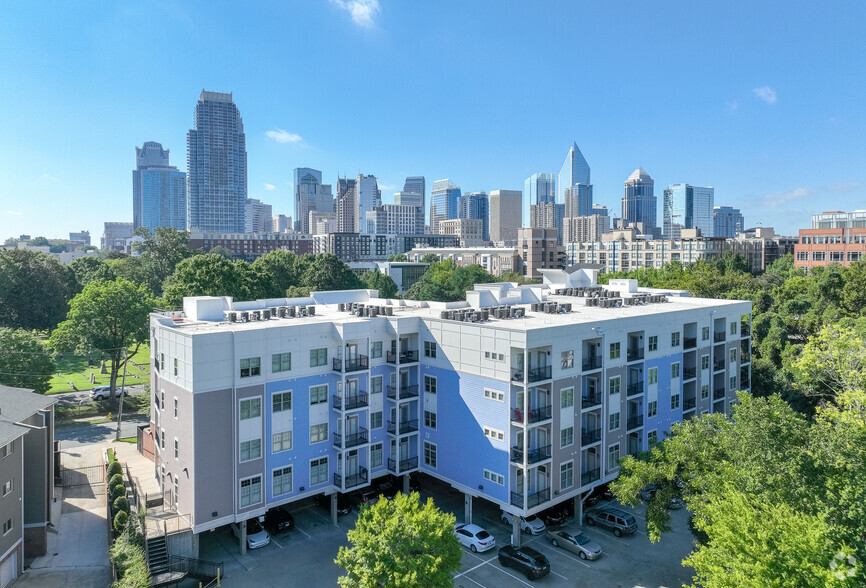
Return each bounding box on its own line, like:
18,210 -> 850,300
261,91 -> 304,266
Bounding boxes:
299,254 -> 364,292
420,253 -> 439,264
360,269 -> 398,299
0,249 -> 77,331
162,254 -> 252,308
70,256 -> 116,290
132,227 -> 194,296
335,492 -> 462,588
208,245 -> 233,260
790,325 -> 866,400
387,254 -> 407,262
50,279 -> 154,404
0,328 -> 56,393
250,249 -> 299,298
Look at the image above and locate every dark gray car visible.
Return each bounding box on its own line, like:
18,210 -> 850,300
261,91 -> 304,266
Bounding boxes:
584,507 -> 637,537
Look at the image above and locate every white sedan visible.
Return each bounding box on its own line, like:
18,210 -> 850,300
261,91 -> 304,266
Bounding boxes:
454,523 -> 496,553
500,510 -> 547,535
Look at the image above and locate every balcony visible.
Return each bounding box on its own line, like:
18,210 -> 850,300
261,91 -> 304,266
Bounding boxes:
582,355 -> 603,371
714,332 -> 726,342
510,444 -> 552,464
387,419 -> 419,435
683,367 -> 697,380
386,350 -> 419,364
511,405 -> 552,424
510,487 -> 551,509
581,468 -> 601,486
684,337 -> 697,350
683,397 -> 697,411
333,428 -> 369,449
626,381 -> 644,396
332,392 -> 369,410
581,428 -> 601,445
386,385 -> 419,401
713,360 -> 725,372
334,466 -> 368,490
741,323 -> 750,337
333,355 -> 369,373
713,387 -> 726,400
387,456 -> 419,474
626,415 -> 644,430
512,365 -> 553,383
627,348 -> 644,362
581,394 -> 602,409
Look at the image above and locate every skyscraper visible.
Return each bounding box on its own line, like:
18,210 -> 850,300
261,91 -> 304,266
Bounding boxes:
186,91 -> 247,232
557,142 -> 590,204
337,177 -> 358,233
294,168 -> 334,234
430,179 -> 461,234
133,141 -> 186,231
403,176 -> 425,219
564,184 -> 593,218
394,191 -> 424,234
713,206 -> 745,238
458,191 -> 489,241
244,198 -> 273,232
357,175 -> 382,234
663,184 -> 715,239
622,168 -> 658,233
489,190 -> 522,244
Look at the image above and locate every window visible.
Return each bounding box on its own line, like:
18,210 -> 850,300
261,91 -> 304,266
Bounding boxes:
608,444 -> 621,469
370,376 -> 383,395
671,362 -> 680,379
240,439 -> 261,462
423,442 -> 437,468
240,357 -> 261,378
424,341 -> 437,358
484,389 -> 505,402
609,342 -> 620,359
310,384 -> 328,405
730,321 -> 737,335
560,461 -> 574,489
160,429 -> 165,450
609,412 -> 620,431
310,348 -> 328,367
272,430 -> 292,453
173,358 -> 178,376
272,392 -> 292,413
730,348 -> 737,363
483,470 -> 504,485
560,426 -> 574,448
671,394 -> 680,410
561,350 -> 573,369
671,332 -> 680,347
796,251 -> 809,261
240,398 -> 261,420
0,443 -> 11,459
174,438 -> 179,459
272,352 -> 291,373
273,466 -> 292,496
310,423 -> 328,444
424,376 -> 437,394
174,398 -> 178,418
812,252 -> 826,261
561,387 -> 574,409
371,411 -> 383,429
648,336 -> 658,352
240,476 -> 262,507
609,376 -> 621,395
701,326 -> 710,341
310,458 -> 328,486
371,443 -> 383,468
160,390 -> 164,410
730,376 -> 737,390
701,355 -> 709,370
701,385 -> 709,399
424,410 -> 437,429
483,427 -> 504,442
648,431 -> 659,447
2,518 -> 12,535
371,341 -> 382,359
2,480 -> 12,496
647,400 -> 657,417
648,367 -> 658,385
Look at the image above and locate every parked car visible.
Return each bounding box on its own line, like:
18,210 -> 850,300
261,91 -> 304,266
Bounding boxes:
263,505 -> 294,535
373,478 -> 399,499
640,484 -> 683,509
231,518 -> 270,549
498,545 -> 551,580
454,523 -> 496,553
315,493 -> 353,516
589,482 -> 615,503
584,507 -> 638,537
356,489 -> 380,510
546,529 -> 602,560
89,385 -> 130,401
500,510 -> 546,535
539,504 -> 570,526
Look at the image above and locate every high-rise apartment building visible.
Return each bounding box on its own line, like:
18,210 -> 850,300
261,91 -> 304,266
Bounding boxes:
458,192 -> 489,241
713,207 -> 744,238
244,199 -> 273,233
663,184 -> 715,239
489,190 -> 523,245
295,168 -> 334,234
557,142 -> 590,205
437,218 -> 486,247
273,214 -> 293,233
366,204 -> 420,236
564,184 -> 593,219
621,168 -> 657,235
518,227 -> 565,278
337,177 -> 359,233
563,215 -> 610,245
133,141 -> 187,232
430,179 -> 461,234
358,175 -> 382,234
186,91 -> 247,232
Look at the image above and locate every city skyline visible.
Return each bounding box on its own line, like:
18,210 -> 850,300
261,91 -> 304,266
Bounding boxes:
2,2 -> 865,240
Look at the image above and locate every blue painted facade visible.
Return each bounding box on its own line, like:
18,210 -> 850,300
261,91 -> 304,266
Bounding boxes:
645,351 -> 682,440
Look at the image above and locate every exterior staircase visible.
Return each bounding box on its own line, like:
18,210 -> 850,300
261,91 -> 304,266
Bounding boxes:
145,535 -> 169,576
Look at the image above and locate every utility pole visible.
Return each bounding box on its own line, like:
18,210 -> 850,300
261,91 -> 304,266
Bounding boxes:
115,347 -> 128,441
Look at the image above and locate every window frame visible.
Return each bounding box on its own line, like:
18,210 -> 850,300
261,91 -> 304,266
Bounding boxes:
272,352 -> 291,373
240,475 -> 262,508
240,357 -> 261,378
273,466 -> 292,497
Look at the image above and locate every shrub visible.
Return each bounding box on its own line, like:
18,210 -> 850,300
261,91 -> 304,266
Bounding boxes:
111,483 -> 126,502
113,495 -> 130,515
108,461 -> 123,478
114,510 -> 128,535
110,530 -> 150,587
108,473 -> 124,489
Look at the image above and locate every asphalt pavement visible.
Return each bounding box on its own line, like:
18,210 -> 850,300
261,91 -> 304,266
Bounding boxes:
56,415 -> 150,448
51,383 -> 148,406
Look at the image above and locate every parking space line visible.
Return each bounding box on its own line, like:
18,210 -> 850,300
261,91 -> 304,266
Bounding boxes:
454,554 -> 498,578
457,575 -> 486,588
270,536 -> 283,549
550,570 -> 568,580
543,545 -> 591,569
488,563 -> 536,587
295,526 -> 312,539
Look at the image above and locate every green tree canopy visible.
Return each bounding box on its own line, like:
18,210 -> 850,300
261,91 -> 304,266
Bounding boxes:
0,328 -> 56,393
70,256 -> 116,290
250,249 -> 299,298
403,259 -> 495,302
387,254 -> 407,262
360,269 -> 398,299
297,254 -> 364,292
0,249 -> 76,331
131,227 -> 194,295
335,492 -> 462,588
162,254 -> 252,308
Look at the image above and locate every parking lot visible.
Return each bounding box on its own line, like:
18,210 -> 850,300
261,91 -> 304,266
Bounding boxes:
200,475 -> 696,587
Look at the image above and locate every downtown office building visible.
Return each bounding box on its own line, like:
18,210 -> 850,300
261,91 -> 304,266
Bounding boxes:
148,269 -> 751,539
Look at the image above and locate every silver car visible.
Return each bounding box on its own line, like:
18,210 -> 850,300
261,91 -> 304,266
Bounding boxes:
546,530 -> 602,560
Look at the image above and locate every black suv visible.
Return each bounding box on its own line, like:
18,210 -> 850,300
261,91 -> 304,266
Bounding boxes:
539,503 -> 570,526
498,545 -> 551,580
263,505 -> 294,534
584,507 -> 638,537
315,493 -> 353,516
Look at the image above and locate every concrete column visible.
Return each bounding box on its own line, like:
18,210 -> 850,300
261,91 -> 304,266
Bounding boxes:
464,493 -> 472,524
402,473 -> 410,495
331,493 -> 338,526
575,495 -> 583,526
511,516 -> 522,548
239,519 -> 247,556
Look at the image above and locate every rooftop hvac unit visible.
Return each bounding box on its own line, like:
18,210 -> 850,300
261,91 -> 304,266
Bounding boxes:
287,306 -> 296,317
240,311 -> 249,322
307,306 -> 315,316
355,308 -> 364,317
262,309 -> 271,320
562,303 -> 572,312
441,311 -> 449,319
385,306 -> 393,316
338,303 -> 345,312
481,309 -> 489,321
531,303 -> 539,312
226,312 -> 237,322
370,307 -> 379,317
250,310 -> 260,321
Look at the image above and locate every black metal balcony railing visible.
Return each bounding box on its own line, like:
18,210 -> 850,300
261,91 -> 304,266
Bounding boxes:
581,468 -> 601,486
386,350 -> 419,364
511,405 -> 553,424
333,355 -> 369,373
684,337 -> 697,349
333,428 -> 369,449
713,360 -> 725,371
683,367 -> 697,380
386,385 -> 420,400
582,355 -> 603,371
510,444 -> 552,464
626,415 -> 644,430
713,387 -> 726,400
581,394 -> 602,409
387,456 -> 419,474
332,392 -> 369,410
741,323 -> 751,337
387,419 -> 419,435
528,365 -> 552,382
510,488 -> 551,509
683,397 -> 697,410
627,348 -> 644,362
581,428 -> 601,445
627,381 -> 644,396
714,332 -> 726,342
334,466 -> 368,490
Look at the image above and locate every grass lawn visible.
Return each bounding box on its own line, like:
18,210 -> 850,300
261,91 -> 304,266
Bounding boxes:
115,437 -> 137,444
55,394 -> 150,423
48,344 -> 150,394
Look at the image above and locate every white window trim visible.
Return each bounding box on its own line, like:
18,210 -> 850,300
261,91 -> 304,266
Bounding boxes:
483,469 -> 504,485
560,459 -> 574,490
309,457 -> 329,486
483,388 -> 505,402
239,474 -> 263,509
272,465 -> 293,497
423,441 -> 437,469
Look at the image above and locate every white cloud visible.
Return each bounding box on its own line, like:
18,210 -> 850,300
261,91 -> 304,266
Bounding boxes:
330,0 -> 379,28
264,183 -> 276,191
752,86 -> 778,105
7,210 -> 22,215
378,183 -> 395,191
265,128 -> 303,144
761,182 -> 860,208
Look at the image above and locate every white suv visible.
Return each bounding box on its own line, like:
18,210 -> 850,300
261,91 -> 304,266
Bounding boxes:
500,510 -> 547,535
89,386 -> 130,401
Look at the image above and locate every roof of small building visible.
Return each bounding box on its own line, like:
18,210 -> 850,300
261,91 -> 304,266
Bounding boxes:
0,384 -> 56,423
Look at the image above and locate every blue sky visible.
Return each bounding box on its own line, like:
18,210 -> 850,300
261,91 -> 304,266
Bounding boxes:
1,1 -> 864,241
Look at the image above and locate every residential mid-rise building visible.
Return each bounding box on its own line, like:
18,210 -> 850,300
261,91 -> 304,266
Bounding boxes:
393,192 -> 425,235
187,231 -> 314,261
458,192 -> 489,241
187,91 -> 247,232
133,141 -> 187,232
316,234 -> 460,262
430,179 -> 461,234
563,214 -> 610,244
294,168 -> 334,234
406,247 -> 521,276
518,227 -> 565,278
337,177 -> 359,233
489,190 -> 523,245
347,262 -> 430,295
663,184 -> 715,239
530,202 -> 565,237
794,210 -> 866,268
101,222 -> 134,252
713,206 -> 744,239
621,168 -> 657,236
69,230 -> 91,245
273,214 -> 293,234
731,227 -> 798,271
366,204 -> 421,236
309,211 -> 338,236
437,218 -> 485,247
244,199 -> 273,233
557,142 -> 591,205
147,271 -> 751,551
358,175 -> 382,234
